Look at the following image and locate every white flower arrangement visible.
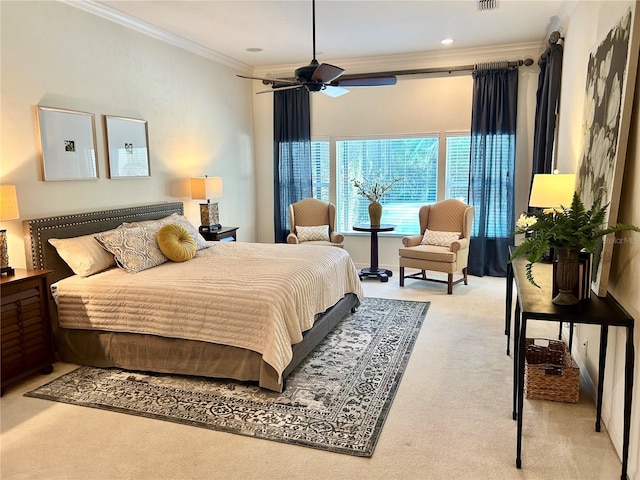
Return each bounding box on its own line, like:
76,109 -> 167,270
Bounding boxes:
515,213 -> 537,230
351,173 -> 403,203
510,193 -> 640,287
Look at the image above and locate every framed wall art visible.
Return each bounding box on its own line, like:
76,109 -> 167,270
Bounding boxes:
575,6 -> 640,297
104,115 -> 151,178
36,106 -> 99,181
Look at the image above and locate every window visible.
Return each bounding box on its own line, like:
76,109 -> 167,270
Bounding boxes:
445,135 -> 471,203
311,133 -> 471,235
336,137 -> 438,235
311,140 -> 330,202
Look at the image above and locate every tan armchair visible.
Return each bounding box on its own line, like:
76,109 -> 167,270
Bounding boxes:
287,198 -> 344,247
398,199 -> 474,294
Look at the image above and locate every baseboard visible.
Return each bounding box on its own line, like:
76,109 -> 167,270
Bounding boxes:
562,325 -> 597,399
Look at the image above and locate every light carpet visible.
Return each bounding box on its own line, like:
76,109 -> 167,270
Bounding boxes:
24,297 -> 428,457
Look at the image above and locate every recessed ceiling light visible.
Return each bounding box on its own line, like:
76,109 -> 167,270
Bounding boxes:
246,47 -> 263,53
441,38 -> 454,45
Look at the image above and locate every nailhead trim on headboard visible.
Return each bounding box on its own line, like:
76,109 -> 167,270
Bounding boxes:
23,202 -> 184,284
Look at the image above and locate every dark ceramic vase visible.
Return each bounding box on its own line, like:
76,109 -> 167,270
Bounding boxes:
552,246 -> 581,305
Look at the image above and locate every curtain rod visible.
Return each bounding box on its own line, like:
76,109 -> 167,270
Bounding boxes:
339,58 -> 535,80
539,31 -> 563,64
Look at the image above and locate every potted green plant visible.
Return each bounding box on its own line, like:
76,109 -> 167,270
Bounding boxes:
351,173 -> 403,226
510,192 -> 640,304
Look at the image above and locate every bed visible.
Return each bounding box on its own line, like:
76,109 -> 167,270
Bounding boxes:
23,202 -> 363,392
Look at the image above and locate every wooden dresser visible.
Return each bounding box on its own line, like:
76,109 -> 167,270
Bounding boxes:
1,269 -> 54,395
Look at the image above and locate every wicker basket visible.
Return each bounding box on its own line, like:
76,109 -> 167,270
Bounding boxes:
524,338 -> 579,403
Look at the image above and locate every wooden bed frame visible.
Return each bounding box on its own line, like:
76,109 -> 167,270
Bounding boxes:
23,202 -> 359,392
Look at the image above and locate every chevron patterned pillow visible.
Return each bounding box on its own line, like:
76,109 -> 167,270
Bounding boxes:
296,225 -> 330,242
420,229 -> 461,247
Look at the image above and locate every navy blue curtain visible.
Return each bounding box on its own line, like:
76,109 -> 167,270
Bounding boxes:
532,42 -> 563,177
468,68 -> 518,277
273,88 -> 313,243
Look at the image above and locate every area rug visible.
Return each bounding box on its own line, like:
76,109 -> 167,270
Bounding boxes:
25,297 -> 428,456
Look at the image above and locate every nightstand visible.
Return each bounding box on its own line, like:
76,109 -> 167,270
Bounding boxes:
199,226 -> 239,242
1,269 -> 55,395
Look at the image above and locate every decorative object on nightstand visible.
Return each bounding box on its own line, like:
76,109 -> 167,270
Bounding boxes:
1,269 -> 55,395
0,184 -> 20,276
191,175 -> 223,232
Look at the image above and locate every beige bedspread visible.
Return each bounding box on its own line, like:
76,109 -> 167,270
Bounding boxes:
52,242 -> 363,379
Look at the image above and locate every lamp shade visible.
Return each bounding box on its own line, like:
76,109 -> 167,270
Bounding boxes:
0,185 -> 20,221
190,176 -> 223,200
529,174 -> 575,209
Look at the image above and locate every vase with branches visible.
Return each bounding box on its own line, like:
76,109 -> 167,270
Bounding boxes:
351,173 -> 403,226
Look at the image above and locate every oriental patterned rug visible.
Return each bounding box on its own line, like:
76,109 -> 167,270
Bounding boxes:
25,297 -> 428,457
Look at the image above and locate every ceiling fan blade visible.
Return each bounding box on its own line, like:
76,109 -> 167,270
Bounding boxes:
237,74 -> 298,86
311,63 -> 345,83
256,84 -> 303,94
321,86 -> 350,97
333,76 -> 397,87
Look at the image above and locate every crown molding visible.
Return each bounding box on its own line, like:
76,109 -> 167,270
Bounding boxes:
253,42 -> 546,79
63,0 -> 253,74
64,0 -> 545,80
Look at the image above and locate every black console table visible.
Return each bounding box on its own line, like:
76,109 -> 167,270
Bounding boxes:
508,254 -> 634,479
353,224 -> 394,282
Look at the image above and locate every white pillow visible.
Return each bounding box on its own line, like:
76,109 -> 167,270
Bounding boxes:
296,225 -> 330,242
49,234 -> 116,277
420,229 -> 461,247
95,224 -> 168,273
119,214 -> 209,250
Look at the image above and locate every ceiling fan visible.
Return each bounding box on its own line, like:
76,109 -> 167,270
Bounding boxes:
237,0 -> 397,97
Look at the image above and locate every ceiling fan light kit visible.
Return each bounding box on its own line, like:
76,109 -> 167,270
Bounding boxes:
237,0 -> 396,96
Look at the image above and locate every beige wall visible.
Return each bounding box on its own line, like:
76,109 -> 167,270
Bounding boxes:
556,1 -> 639,477
0,0 -> 256,269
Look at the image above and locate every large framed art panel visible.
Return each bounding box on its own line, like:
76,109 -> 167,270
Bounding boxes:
575,5 -> 640,297
36,106 -> 98,181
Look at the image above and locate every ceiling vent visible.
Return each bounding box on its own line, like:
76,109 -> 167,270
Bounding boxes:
478,0 -> 498,11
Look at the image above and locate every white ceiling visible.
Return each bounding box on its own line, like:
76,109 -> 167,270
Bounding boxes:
86,0 -> 570,70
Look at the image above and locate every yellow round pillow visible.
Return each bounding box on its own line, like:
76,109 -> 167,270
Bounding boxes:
157,224 -> 197,262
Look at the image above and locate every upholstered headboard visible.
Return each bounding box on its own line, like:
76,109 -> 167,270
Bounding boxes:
23,202 -> 184,284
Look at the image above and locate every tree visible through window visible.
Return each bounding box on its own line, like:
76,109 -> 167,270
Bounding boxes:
336,137 -> 438,234
311,134 -> 472,235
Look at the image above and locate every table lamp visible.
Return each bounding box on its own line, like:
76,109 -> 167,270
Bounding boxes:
0,185 -> 20,276
529,173 -> 575,262
529,173 -> 576,211
190,176 -> 223,232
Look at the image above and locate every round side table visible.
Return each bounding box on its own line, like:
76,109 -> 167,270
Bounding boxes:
353,223 -> 395,282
